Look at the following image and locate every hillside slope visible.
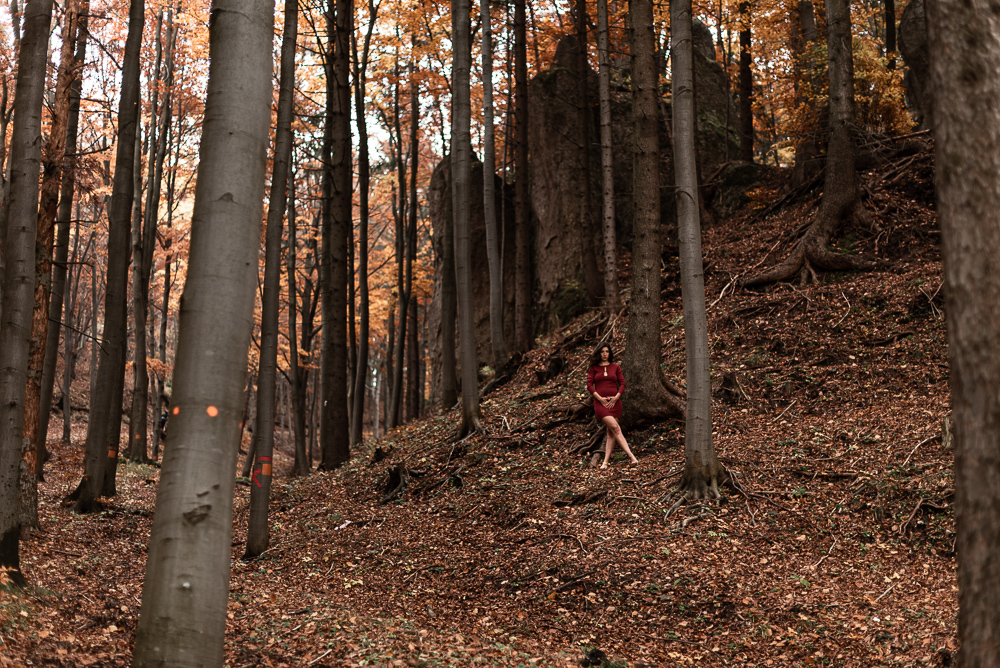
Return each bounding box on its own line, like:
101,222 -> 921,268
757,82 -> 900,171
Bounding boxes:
3,146 -> 956,668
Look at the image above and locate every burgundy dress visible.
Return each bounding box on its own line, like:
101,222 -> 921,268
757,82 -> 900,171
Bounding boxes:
587,363 -> 625,420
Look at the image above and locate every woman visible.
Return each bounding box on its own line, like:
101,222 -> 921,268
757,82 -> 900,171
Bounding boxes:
586,343 -> 639,469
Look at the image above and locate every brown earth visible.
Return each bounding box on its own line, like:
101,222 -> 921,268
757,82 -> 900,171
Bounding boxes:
1,146 -> 957,667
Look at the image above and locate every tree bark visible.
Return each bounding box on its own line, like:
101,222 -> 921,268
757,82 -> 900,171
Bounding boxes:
596,0 -> 620,314
885,0 -> 896,70
0,0 -> 54,587
790,0 -> 821,188
38,0 -> 89,465
318,0 -> 352,469
481,0 -> 507,369
287,174 -> 309,476
738,0 -> 754,162
452,0 -> 482,436
621,0 -> 684,425
388,51 -> 408,431
74,0 -> 144,513
245,0 -> 297,559
926,2 -> 1000,664
672,0 -> 726,499
512,0 -> 532,353
350,0 -> 377,448
132,1 -> 273,662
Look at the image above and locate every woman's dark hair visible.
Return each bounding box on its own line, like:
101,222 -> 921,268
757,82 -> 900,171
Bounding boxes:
590,343 -> 614,367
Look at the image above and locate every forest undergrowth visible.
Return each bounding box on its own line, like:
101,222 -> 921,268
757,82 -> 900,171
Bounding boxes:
1,148 -> 958,667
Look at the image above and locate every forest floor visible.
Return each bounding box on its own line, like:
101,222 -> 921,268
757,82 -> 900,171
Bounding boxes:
1,146 -> 959,667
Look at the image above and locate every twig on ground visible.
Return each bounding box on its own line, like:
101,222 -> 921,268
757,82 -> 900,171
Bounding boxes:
874,581 -> 900,603
901,434 -> 941,467
309,649 -> 333,665
834,291 -> 851,327
810,537 -> 839,570
771,399 -> 797,423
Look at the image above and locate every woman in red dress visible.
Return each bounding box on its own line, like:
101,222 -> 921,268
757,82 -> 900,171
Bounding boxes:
586,343 -> 639,469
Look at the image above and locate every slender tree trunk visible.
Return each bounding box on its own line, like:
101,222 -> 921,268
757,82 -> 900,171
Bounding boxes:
73,0 -> 144,513
132,1 -> 273,662
39,0 -> 89,465
673,0 -> 725,498
406,293 -> 419,420
738,0 -> 753,162
287,174 -> 309,476
596,0 -> 620,313
245,0 -> 297,559
481,0 -> 507,368
63,212 -> 86,445
0,0 -> 54,587
452,0 -> 482,436
885,0 -> 896,70
350,1 -> 377,448
404,57 -> 419,421
512,0 -> 532,353
575,0 -> 604,306
790,0 -> 820,189
388,53 -> 408,430
19,0 -> 81,527
130,8 -> 176,463
926,3 -> 1000,665
319,0 -> 352,469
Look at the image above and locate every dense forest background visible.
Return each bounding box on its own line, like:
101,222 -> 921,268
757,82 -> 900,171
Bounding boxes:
2,0 -> 995,664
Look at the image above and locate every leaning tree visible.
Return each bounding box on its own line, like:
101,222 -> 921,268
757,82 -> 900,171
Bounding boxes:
132,0 -> 274,663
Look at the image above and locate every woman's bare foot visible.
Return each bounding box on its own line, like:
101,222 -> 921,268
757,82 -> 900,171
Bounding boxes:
600,463 -> 609,470
630,458 -> 639,465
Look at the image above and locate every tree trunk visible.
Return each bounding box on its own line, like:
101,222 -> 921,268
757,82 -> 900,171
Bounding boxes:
319,0 -> 352,470
790,0 -> 821,188
406,293 -> 419,420
39,0 -> 89,466
512,0 -> 532,353
0,0 -> 55,587
245,0 -> 297,559
73,0 -> 144,513
287,174 -> 309,476
885,0 -> 896,70
738,0 -> 753,162
744,0 -> 874,287
452,0 -> 482,436
19,0 -> 81,528
621,0 -> 684,425
130,8 -> 176,463
388,54 -> 408,431
926,3 -> 1000,664
481,0 -> 507,368
575,0 -> 604,307
404,56 -> 419,422
132,1 -> 273,662
672,0 -> 726,499
596,0 -> 620,314
350,1 -> 377,448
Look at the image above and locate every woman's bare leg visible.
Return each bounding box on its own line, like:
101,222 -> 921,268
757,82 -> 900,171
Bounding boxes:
602,416 -> 638,464
601,426 -> 614,468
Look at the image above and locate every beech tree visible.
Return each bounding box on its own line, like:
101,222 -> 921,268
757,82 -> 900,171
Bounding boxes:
452,0 -> 481,436
745,0 -> 875,285
926,2 -> 1000,664
620,0 -> 684,424
246,0 -> 298,560
673,0 -> 727,498
512,0 -> 532,353
73,0 -> 145,512
596,0 -> 620,313
0,0 -> 55,587
481,0 -> 506,368
132,0 -> 274,662
738,0 -> 753,162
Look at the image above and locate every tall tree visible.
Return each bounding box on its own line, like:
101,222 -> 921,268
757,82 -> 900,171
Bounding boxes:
512,0 -> 532,353
789,0 -> 821,189
452,0 -> 482,436
885,0 -> 896,70
350,0 -> 378,448
405,59 -> 420,421
745,0 -> 874,286
287,173 -> 310,475
738,0 -> 754,162
481,0 -> 507,368
130,6 -> 177,463
926,2 -> 1000,664
319,0 -> 352,469
37,0 -> 90,468
672,0 -> 726,498
132,0 -> 274,662
19,0 -> 81,528
574,0 -> 604,306
245,0 -> 298,560
73,0 -> 144,512
387,48 -> 409,430
0,0 -> 55,587
620,0 -> 684,425
596,0 -> 620,313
